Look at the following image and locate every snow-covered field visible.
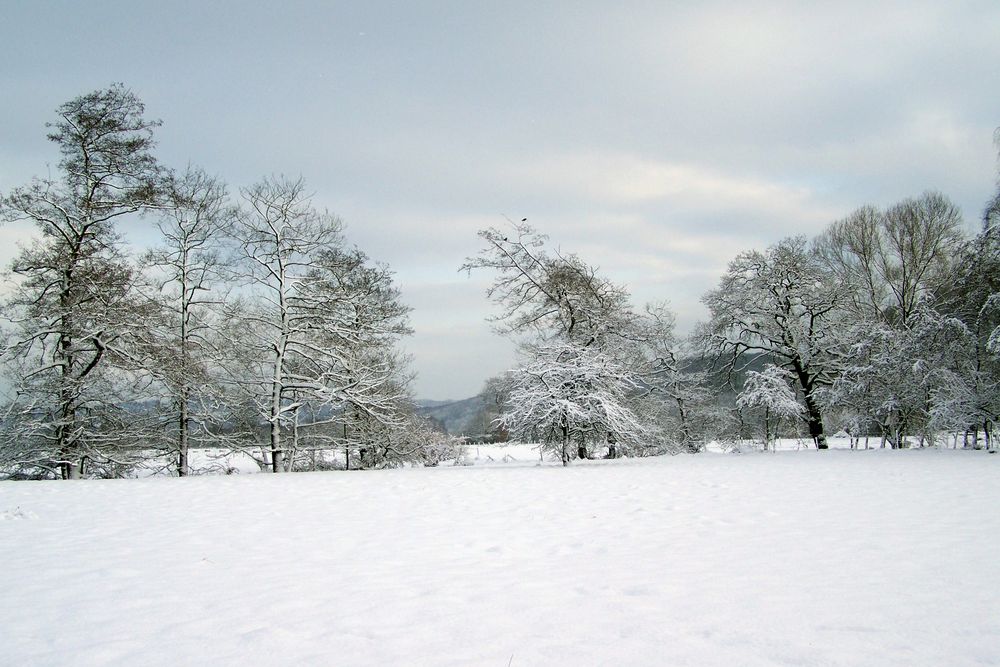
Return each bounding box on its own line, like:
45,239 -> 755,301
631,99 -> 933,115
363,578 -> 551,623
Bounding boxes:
2,449 -> 998,666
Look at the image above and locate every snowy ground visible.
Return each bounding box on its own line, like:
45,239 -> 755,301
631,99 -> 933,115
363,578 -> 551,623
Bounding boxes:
162,436 -> 895,475
2,449 -> 998,666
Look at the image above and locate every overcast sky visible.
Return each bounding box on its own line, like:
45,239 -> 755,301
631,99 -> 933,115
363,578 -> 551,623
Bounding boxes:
2,1 -> 999,399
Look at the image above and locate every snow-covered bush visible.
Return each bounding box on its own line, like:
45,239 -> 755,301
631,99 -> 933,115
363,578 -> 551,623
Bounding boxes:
736,364 -> 804,450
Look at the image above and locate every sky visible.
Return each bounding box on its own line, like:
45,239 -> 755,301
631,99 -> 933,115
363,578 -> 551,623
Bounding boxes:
2,1 -> 999,400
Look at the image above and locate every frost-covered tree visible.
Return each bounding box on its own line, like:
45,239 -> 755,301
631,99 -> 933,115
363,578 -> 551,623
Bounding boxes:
824,309 -> 975,448
934,224 -> 1000,448
703,237 -> 846,448
982,128 -> 1000,234
499,342 -> 654,465
0,85 -> 163,478
463,375 -> 511,442
226,178 -> 415,471
348,409 -> 463,470
144,167 -> 234,475
636,303 -> 717,453
314,247 -> 414,452
815,192 -> 974,447
736,364 -> 804,450
226,176 -> 345,471
464,221 -> 659,462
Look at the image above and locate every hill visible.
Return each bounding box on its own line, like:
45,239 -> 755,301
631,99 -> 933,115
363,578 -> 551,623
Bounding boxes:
415,395 -> 483,435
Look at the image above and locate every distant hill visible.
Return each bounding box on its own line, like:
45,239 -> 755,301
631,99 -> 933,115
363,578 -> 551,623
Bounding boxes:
414,399 -> 459,409
416,396 -> 484,436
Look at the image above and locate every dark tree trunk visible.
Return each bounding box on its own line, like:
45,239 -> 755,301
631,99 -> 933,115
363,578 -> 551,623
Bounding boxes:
801,391 -> 827,449
560,423 -> 570,466
790,359 -> 827,449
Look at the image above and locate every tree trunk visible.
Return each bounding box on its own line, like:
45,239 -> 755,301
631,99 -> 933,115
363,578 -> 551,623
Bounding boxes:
178,394 -> 189,477
62,459 -> 82,480
676,396 -> 697,453
343,423 -> 349,470
560,423 -> 570,466
764,406 -> 771,451
270,419 -> 283,473
790,360 -> 827,449
178,256 -> 190,477
269,344 -> 286,473
801,395 -> 827,449
270,247 -> 290,473
285,415 -> 299,472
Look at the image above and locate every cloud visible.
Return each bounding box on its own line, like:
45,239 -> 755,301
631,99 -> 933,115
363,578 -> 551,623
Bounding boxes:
2,0 -> 998,398
511,151 -> 831,217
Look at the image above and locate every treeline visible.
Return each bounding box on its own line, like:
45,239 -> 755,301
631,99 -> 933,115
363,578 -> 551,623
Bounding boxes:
465,186 -> 999,461
0,85 -> 458,479
2,85 -> 997,478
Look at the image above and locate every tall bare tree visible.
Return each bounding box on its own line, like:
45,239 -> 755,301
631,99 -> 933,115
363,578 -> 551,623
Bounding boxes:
227,177 -> 415,472
226,176 -> 343,471
815,192 -> 967,445
0,84 -> 163,478
703,237 -> 847,448
144,166 -> 233,475
817,192 -> 965,326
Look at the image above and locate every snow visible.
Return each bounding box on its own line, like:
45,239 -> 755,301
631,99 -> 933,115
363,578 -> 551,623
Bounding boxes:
2,449 -> 999,666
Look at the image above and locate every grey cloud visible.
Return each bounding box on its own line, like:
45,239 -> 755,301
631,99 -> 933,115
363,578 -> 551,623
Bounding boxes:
2,0 -> 998,398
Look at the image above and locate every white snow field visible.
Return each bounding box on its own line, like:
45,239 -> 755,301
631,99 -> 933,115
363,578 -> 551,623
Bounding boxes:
2,449 -> 998,666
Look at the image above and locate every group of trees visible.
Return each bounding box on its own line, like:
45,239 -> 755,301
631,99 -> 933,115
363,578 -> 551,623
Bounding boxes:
462,223 -> 722,463
706,191 -> 998,451
0,85 -> 453,479
3,85 -> 997,477
469,193 -> 1000,458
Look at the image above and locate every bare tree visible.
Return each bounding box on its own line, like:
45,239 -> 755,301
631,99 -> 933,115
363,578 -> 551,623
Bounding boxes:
464,221 -> 659,462
306,247 -> 413,469
225,176 -> 344,471
227,177 -> 415,472
144,166 -> 234,475
461,221 -> 639,351
928,224 -> 1000,449
817,192 -> 965,326
702,237 -> 847,448
0,84 -> 163,478
636,303 -> 716,453
814,192 -> 968,445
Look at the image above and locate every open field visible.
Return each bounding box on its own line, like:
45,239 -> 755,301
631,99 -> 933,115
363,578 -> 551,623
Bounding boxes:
2,448 -> 998,666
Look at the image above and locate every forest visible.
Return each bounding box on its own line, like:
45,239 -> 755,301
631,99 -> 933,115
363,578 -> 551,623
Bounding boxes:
1,85 -> 998,479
